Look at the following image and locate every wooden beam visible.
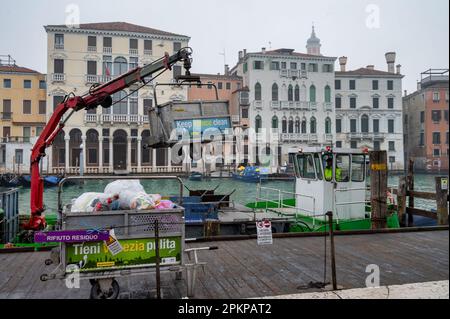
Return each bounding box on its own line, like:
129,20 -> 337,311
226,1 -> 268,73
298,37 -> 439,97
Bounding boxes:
407,191 -> 437,201
406,207 -> 437,220
407,159 -> 415,226
435,177 -> 449,225
397,176 -> 407,227
370,151 -> 388,229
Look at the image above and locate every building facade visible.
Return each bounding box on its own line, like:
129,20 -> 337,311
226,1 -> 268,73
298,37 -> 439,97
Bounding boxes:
45,22 -> 190,174
231,28 -> 337,168
0,57 -> 48,173
335,53 -> 405,171
403,69 -> 449,172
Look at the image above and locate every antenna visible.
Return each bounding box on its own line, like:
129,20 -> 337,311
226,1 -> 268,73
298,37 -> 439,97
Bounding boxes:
219,49 -> 226,67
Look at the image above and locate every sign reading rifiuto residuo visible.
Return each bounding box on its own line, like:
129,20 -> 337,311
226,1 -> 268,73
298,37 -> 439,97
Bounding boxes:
34,230 -> 110,243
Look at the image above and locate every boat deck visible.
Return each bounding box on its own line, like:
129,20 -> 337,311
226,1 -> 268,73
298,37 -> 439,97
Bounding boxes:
0,230 -> 448,299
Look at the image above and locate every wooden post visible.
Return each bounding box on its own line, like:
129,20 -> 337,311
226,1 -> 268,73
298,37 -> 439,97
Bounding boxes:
397,176 -> 407,227
326,212 -> 337,290
435,177 -> 449,225
407,159 -> 415,226
370,151 -> 388,229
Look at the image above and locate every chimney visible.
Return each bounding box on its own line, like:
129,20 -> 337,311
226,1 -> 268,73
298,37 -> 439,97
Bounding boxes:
224,64 -> 229,76
262,47 -> 266,54
417,81 -> 422,91
404,90 -> 407,97
366,65 -> 375,70
238,51 -> 243,61
339,56 -> 348,72
396,64 -> 401,74
385,52 -> 396,73
243,49 -> 247,56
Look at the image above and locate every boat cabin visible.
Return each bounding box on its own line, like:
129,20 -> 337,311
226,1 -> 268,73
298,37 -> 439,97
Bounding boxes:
289,147 -> 368,222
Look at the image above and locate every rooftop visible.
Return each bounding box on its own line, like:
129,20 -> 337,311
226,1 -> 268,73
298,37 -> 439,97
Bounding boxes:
0,65 -> 40,74
246,48 -> 335,60
191,73 -> 242,80
336,67 -> 403,77
45,22 -> 189,38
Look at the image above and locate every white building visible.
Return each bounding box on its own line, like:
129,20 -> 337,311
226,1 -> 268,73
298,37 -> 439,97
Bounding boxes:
45,22 -> 190,174
335,53 -> 405,170
0,137 -> 49,174
232,27 -> 337,168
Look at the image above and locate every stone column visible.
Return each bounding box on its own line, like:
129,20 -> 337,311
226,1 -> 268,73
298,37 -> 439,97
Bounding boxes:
137,137 -> 142,173
109,137 -> 113,172
167,147 -> 172,169
152,149 -> 157,168
127,137 -> 132,172
81,136 -> 87,174
64,135 -> 70,172
98,135 -> 103,172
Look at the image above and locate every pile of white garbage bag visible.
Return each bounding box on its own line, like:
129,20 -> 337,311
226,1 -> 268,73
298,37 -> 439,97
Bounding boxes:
71,180 -> 176,213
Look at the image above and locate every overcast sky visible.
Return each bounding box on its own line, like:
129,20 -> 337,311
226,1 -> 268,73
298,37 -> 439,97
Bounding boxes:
1,0 -> 448,93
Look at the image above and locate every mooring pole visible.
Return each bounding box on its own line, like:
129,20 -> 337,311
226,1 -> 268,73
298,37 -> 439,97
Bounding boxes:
155,219 -> 161,299
407,159 -> 415,226
369,151 -> 388,229
326,211 -> 337,291
435,177 -> 449,226
397,176 -> 407,227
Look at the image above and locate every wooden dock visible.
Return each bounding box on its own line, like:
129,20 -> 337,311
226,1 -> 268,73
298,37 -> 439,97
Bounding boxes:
0,230 -> 448,299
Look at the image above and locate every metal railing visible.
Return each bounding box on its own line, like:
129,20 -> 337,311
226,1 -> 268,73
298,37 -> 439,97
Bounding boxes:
333,187 -> 371,223
256,185 -> 318,227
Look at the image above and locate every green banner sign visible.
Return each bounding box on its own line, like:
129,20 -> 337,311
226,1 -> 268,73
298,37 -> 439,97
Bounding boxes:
65,237 -> 182,271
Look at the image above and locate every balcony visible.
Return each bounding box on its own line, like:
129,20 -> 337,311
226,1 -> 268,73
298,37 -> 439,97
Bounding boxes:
254,100 -> 263,109
54,44 -> 64,50
1,112 -> 12,120
103,47 -> 112,54
324,134 -> 333,142
347,132 -> 385,140
87,46 -> 97,52
231,115 -> 240,124
310,102 -> 318,110
51,73 -> 65,83
95,114 -> 149,125
85,74 -> 100,84
144,50 -> 153,56
85,114 -> 98,123
309,134 -> 318,142
129,49 -> 139,56
270,101 -> 279,109
280,133 -> 312,143
323,102 -> 333,112
280,101 -> 289,109
300,70 -> 308,78
280,69 -> 289,77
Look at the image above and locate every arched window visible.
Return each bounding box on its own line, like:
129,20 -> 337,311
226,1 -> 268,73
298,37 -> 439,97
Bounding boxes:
272,116 -> 278,130
324,85 -> 331,103
325,117 -> 332,134
309,85 -> 316,103
288,117 -> 294,133
282,117 -> 287,133
301,118 -> 307,134
255,82 -> 262,101
272,83 -> 279,101
295,117 -> 300,133
255,115 -> 262,133
310,117 -> 317,134
361,114 -> 369,133
294,85 -> 300,101
113,57 -> 127,76
288,85 -> 293,101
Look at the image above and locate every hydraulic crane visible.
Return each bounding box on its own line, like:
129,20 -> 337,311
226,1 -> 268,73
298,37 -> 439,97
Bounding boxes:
25,48 -> 194,231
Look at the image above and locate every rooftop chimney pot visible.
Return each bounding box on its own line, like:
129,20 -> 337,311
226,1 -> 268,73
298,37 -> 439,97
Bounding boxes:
385,52 -> 396,73
339,56 -> 348,72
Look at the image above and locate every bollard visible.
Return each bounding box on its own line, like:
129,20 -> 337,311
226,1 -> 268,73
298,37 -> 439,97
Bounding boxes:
326,211 -> 337,291
154,219 -> 161,299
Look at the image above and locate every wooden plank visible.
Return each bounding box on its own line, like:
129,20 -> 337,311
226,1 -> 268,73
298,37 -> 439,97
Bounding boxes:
407,207 -> 437,220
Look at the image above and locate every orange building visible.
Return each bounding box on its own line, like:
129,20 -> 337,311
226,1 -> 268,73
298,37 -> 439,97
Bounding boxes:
403,69 -> 449,172
188,68 -> 242,102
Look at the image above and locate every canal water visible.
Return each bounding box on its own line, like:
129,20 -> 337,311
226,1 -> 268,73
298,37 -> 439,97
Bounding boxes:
17,173 -> 443,216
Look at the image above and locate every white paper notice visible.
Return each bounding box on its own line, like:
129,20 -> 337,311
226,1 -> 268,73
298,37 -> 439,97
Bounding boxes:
105,229 -> 123,256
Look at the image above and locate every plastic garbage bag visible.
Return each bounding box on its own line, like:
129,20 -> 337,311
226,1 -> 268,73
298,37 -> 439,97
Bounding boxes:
155,200 -> 175,210
104,180 -> 144,195
129,192 -> 159,210
71,192 -> 110,213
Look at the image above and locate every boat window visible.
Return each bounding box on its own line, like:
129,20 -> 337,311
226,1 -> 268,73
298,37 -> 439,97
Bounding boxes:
296,154 -> 316,180
314,154 -> 323,180
351,154 -> 366,182
322,153 -> 333,181
292,154 -> 300,178
335,154 -> 350,182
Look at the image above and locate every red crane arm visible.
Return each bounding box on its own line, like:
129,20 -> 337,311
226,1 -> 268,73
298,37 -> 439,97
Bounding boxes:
25,48 -> 193,230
